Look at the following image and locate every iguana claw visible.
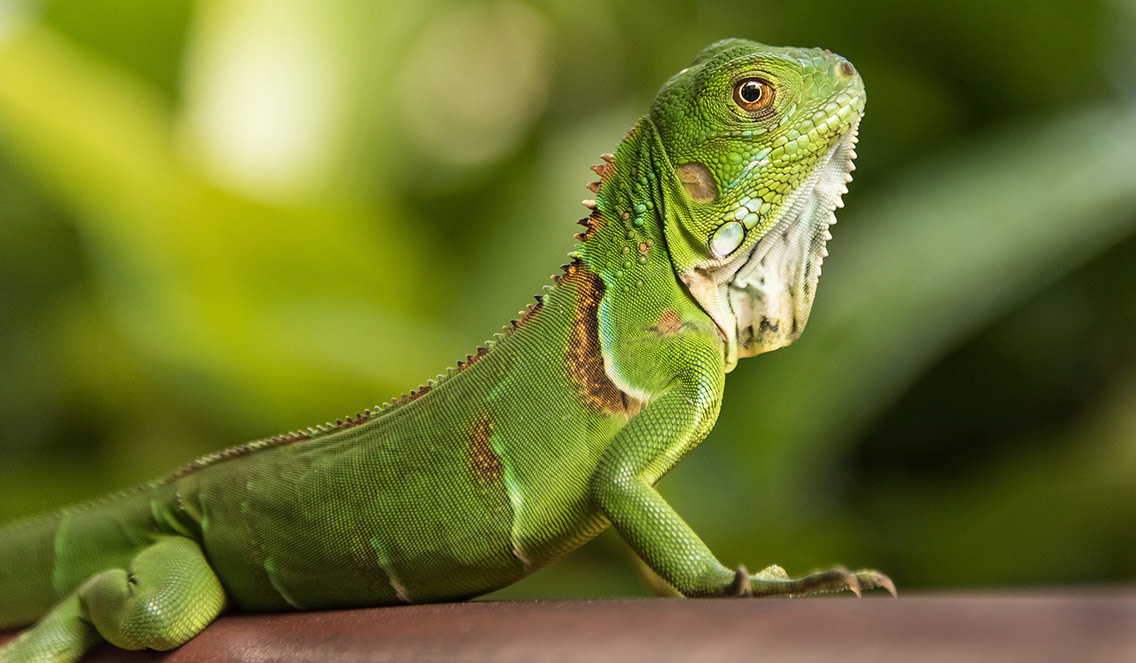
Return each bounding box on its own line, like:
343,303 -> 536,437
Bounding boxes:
742,564 -> 896,598
852,568 -> 898,597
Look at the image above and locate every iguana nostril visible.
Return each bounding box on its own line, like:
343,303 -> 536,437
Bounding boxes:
839,59 -> 855,78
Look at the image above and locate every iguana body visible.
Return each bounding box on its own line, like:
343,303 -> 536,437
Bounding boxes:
0,39 -> 887,662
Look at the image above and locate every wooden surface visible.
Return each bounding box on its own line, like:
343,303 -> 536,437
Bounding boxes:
3,589 -> 1135,662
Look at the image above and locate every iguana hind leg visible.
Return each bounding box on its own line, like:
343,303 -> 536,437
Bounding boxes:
0,536 -> 226,662
81,536 -> 227,651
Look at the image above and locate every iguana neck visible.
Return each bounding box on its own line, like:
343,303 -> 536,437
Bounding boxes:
579,117 -> 739,370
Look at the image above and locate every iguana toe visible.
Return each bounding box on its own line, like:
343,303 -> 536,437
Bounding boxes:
746,565 -> 895,598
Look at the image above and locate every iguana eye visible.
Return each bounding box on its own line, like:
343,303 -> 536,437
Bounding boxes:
732,78 -> 774,113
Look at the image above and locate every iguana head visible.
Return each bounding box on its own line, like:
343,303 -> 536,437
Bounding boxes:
649,39 -> 866,370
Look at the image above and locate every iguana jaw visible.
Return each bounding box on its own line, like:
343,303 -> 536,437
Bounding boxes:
680,119 -> 861,371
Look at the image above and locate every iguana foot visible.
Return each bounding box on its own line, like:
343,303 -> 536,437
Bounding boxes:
731,564 -> 896,598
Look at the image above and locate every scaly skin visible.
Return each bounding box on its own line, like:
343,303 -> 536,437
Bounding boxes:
0,39 -> 889,662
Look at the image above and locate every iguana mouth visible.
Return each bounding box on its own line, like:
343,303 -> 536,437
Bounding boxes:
717,119 -> 861,361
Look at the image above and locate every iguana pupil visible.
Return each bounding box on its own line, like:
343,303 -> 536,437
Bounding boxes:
739,81 -> 763,102
733,77 -> 773,112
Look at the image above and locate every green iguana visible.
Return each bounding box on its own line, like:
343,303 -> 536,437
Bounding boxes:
0,38 -> 890,662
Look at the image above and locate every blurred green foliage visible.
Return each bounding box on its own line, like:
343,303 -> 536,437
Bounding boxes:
1,0 -> 1134,597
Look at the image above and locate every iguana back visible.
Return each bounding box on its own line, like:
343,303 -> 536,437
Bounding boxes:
0,262 -> 642,616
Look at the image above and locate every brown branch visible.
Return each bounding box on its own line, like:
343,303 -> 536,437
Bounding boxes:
3,590 -> 1135,662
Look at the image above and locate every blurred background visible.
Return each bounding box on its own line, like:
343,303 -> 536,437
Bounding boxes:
0,0 -> 1134,597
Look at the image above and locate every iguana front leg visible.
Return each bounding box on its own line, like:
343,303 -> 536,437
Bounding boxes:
589,345 -> 892,598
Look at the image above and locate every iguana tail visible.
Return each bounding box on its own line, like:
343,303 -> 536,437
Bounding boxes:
0,482 -> 230,662
0,488 -> 164,630
0,511 -> 64,629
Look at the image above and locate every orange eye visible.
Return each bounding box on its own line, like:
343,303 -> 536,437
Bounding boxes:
733,78 -> 774,113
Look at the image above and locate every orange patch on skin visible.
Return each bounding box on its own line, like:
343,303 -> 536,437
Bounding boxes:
649,309 -> 687,337
564,264 -> 631,415
469,415 -> 503,482
581,210 -> 603,242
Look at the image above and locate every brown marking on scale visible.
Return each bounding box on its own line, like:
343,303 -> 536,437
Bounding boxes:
455,344 -> 490,371
576,153 -> 616,245
331,411 -> 372,430
469,414 -> 503,482
395,384 -> 432,406
648,308 -> 688,337
677,162 -> 718,203
551,259 -> 576,285
574,208 -> 603,243
564,264 -> 632,415
590,161 -> 614,183
622,393 -> 644,418
573,218 -> 590,243
170,427 -> 315,479
507,295 -> 545,333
